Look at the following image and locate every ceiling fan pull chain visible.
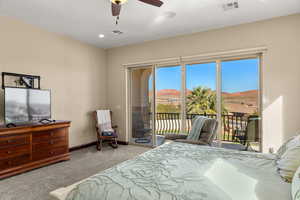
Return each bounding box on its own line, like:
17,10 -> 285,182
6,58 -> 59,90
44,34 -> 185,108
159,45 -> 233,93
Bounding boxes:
116,16 -> 120,25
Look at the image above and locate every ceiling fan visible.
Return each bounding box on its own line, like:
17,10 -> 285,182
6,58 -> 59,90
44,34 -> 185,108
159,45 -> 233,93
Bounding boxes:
111,0 -> 164,23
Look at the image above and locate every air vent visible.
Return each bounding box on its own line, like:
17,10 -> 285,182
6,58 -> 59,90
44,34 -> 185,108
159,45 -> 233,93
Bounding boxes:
112,30 -> 123,35
222,0 -> 239,11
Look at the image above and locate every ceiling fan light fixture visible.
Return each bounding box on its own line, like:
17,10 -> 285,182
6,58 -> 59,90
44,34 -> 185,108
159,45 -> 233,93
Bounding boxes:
111,0 -> 127,5
110,0 -> 164,24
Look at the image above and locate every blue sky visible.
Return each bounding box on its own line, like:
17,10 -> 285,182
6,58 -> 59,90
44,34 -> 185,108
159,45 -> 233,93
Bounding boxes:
155,58 -> 259,93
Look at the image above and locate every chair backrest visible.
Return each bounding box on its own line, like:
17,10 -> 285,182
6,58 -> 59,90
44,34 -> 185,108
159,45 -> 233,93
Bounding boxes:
95,110 -> 113,132
198,118 -> 218,145
245,116 -> 259,142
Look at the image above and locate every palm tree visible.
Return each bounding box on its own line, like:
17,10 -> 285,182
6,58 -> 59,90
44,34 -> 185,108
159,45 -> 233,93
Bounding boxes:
187,86 -> 227,114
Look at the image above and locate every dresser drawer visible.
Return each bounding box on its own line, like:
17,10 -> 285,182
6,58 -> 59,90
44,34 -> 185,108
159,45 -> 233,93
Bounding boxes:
0,135 -> 30,149
0,144 -> 30,159
0,159 -> 10,171
32,129 -> 66,144
33,137 -> 67,152
0,154 -> 31,171
32,146 -> 68,161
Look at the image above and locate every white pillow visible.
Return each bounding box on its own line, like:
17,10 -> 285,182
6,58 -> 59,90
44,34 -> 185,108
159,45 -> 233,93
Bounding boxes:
277,146 -> 300,182
292,166 -> 300,200
277,134 -> 300,159
277,136 -> 297,158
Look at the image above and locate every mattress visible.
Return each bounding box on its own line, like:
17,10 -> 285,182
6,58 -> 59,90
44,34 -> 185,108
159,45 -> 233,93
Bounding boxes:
50,142 -> 291,200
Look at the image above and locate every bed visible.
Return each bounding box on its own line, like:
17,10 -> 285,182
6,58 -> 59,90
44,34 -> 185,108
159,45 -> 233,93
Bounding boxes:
50,142 -> 291,200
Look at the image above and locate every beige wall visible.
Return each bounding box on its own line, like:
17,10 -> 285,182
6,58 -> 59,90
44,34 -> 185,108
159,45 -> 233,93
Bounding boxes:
107,14 -> 300,152
1,14 -> 299,152
0,16 -> 107,147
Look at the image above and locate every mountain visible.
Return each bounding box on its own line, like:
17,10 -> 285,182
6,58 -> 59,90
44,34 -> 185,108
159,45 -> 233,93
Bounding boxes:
156,89 -> 258,114
156,89 -> 257,99
222,90 -> 258,98
222,90 -> 258,114
156,89 -> 180,97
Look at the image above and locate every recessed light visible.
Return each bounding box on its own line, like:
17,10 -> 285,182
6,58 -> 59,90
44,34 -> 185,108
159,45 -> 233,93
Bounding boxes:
98,34 -> 105,38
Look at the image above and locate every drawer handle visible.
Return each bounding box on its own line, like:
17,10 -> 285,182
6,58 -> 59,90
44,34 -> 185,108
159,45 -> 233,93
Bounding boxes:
49,152 -> 54,155
6,151 -> 12,154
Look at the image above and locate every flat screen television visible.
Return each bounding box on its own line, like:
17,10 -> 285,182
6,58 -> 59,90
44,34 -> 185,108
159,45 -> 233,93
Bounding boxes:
5,88 -> 51,124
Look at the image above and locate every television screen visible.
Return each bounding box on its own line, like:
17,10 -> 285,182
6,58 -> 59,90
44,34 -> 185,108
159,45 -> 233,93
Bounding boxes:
5,88 -> 51,124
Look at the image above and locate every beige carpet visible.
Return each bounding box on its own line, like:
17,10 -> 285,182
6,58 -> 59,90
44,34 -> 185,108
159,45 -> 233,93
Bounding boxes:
0,144 -> 149,200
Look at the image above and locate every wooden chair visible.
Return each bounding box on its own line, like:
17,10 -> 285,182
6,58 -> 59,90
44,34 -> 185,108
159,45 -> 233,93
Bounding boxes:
233,115 -> 259,150
94,110 -> 118,151
165,117 -> 218,146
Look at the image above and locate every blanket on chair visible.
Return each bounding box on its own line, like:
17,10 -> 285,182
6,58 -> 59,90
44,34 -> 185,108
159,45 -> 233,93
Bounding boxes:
186,116 -> 208,141
96,110 -> 114,132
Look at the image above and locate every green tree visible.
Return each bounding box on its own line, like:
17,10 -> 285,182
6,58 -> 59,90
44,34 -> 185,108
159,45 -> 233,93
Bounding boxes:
187,86 -> 227,114
157,104 -> 180,113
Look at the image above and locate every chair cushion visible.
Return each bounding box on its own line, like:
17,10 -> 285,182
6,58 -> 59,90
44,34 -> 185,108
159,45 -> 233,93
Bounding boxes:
100,131 -> 117,137
198,132 -> 213,144
102,131 -> 114,136
165,134 -> 187,140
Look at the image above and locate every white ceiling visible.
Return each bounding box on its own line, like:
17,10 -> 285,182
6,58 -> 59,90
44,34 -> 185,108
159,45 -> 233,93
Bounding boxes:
0,0 -> 299,48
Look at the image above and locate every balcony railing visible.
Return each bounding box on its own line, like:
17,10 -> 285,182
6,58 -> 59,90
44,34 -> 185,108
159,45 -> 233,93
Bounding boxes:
155,112 -> 248,143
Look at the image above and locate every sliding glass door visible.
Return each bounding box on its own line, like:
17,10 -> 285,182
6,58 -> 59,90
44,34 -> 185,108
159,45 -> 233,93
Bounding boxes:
221,58 -> 260,151
127,56 -> 261,150
129,67 -> 154,146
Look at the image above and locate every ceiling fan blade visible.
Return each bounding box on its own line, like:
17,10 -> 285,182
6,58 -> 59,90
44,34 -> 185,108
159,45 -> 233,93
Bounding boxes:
111,3 -> 121,16
138,0 -> 164,7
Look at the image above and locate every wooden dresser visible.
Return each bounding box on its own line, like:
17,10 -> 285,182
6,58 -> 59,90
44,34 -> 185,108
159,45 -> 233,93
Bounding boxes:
0,121 -> 71,179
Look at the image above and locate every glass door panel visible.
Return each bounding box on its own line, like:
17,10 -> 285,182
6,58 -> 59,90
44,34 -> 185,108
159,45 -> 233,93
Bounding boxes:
127,57 -> 261,151
185,62 -> 217,134
156,66 -> 182,144
130,67 -> 154,146
221,58 -> 260,151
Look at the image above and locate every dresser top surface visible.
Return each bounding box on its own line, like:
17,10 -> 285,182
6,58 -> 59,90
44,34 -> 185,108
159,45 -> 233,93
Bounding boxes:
0,121 -> 71,134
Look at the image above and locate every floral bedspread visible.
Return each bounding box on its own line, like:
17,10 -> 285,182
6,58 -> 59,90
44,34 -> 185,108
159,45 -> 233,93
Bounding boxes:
66,142 -> 291,200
